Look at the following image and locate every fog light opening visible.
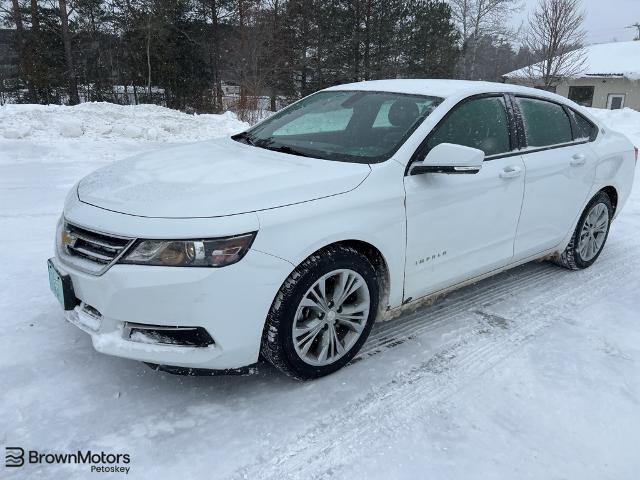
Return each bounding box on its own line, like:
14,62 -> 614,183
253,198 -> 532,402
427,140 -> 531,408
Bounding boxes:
124,323 -> 214,347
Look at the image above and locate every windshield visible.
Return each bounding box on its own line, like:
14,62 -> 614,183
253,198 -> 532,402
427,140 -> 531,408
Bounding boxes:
233,90 -> 442,163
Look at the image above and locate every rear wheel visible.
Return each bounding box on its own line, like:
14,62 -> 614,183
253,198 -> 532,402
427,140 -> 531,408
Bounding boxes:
261,245 -> 379,380
554,192 -> 613,270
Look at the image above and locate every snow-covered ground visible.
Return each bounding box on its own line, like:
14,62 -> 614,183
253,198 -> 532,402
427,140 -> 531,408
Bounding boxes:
1,103 -> 639,479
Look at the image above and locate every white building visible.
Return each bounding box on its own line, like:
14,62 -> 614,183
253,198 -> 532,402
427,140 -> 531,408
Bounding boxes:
221,81 -> 241,96
504,41 -> 640,111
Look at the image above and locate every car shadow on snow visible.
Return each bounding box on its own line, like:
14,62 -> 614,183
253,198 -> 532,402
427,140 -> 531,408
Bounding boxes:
90,259 -> 574,388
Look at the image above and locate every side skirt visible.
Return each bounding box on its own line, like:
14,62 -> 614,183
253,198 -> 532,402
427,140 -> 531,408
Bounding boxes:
383,246 -> 562,321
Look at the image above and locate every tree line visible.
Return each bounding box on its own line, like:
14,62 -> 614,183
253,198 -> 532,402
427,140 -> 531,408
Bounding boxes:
1,0 -> 538,117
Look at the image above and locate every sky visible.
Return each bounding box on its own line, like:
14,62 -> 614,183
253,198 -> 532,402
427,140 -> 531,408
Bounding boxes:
509,0 -> 640,45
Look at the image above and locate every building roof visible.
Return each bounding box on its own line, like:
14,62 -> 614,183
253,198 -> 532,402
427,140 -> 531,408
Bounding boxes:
504,41 -> 640,80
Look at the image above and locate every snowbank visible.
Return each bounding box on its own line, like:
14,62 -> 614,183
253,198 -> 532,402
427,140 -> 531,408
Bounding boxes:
0,102 -> 247,145
587,107 -> 640,147
0,102 -> 249,166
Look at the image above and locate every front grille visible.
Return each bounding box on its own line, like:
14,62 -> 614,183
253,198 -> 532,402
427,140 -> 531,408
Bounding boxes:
59,222 -> 135,275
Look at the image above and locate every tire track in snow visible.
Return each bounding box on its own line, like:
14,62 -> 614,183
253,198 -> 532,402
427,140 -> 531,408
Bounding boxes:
359,263 -> 560,358
230,242 -> 637,480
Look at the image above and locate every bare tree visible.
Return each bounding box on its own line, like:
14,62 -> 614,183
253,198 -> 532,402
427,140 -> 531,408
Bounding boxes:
207,0 -> 229,112
58,0 -> 80,104
30,0 -> 39,30
521,0 -> 586,88
145,6 -> 152,96
626,22 -> 640,41
448,0 -> 521,78
9,0 -> 26,98
227,0 -> 266,122
9,0 -> 24,44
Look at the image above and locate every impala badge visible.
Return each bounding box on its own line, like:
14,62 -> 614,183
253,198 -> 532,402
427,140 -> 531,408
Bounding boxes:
415,250 -> 447,266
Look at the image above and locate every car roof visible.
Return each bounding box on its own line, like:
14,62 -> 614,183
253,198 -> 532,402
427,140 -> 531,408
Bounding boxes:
323,79 -> 570,104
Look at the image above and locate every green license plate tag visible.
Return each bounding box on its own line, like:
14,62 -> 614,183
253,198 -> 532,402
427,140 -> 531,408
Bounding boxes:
48,259 -> 76,310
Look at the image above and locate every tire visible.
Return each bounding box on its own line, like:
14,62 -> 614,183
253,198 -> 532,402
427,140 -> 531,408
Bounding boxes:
261,245 -> 380,380
554,192 -> 613,270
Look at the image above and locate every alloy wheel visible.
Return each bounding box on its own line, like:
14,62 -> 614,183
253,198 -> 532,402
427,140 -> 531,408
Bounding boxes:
292,268 -> 371,366
578,202 -> 609,261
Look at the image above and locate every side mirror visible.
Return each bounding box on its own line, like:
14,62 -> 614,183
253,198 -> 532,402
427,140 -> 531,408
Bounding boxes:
409,143 -> 485,175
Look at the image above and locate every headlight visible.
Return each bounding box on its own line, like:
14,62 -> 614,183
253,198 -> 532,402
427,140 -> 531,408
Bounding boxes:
119,233 -> 256,267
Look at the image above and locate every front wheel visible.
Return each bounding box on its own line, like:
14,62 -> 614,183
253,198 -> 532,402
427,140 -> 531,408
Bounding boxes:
554,192 -> 613,270
261,245 -> 379,380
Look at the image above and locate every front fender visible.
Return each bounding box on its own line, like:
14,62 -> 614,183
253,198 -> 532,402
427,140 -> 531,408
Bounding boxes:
252,163 -> 406,308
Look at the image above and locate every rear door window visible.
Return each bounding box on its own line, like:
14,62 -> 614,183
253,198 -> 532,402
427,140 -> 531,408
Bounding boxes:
516,97 -> 573,148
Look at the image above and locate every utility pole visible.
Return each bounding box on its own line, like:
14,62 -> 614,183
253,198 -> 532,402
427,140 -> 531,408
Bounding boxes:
627,23 -> 640,41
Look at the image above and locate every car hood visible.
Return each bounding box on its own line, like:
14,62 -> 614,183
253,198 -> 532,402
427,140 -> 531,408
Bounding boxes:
77,137 -> 371,218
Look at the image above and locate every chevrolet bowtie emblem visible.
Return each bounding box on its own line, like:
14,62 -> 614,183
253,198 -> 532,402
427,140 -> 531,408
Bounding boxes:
61,230 -> 77,248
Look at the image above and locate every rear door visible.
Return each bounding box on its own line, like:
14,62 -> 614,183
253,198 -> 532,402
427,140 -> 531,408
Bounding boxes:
512,96 -> 598,258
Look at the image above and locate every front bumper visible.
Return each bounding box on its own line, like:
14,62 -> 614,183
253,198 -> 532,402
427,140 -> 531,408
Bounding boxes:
50,249 -> 293,370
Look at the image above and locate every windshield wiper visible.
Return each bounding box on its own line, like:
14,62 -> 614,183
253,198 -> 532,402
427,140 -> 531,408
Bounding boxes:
235,133 -> 320,159
233,131 -> 256,146
261,144 -> 317,158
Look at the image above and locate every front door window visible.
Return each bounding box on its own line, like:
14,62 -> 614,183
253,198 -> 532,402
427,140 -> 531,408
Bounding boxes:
426,96 -> 512,157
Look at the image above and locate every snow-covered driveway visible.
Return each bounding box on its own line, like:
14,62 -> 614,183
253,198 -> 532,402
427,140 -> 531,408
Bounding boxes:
1,104 -> 639,479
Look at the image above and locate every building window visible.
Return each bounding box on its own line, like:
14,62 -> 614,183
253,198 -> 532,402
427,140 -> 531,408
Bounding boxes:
568,86 -> 595,107
607,94 -> 625,110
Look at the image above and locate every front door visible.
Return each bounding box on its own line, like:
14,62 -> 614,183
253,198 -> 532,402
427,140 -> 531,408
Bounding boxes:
403,95 -> 525,301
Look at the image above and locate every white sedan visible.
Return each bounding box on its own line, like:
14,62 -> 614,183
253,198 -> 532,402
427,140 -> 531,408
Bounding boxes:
48,80 -> 636,379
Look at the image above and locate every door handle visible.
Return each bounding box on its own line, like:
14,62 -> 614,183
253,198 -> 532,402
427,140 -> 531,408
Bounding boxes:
499,165 -> 523,179
570,153 -> 586,166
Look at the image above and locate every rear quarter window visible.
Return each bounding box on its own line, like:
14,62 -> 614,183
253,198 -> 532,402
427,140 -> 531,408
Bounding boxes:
569,109 -> 598,141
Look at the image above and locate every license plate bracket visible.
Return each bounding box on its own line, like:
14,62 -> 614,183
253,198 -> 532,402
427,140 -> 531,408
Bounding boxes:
48,259 -> 77,310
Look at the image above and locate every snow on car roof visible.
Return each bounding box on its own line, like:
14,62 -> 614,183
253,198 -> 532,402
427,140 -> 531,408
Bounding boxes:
323,79 -> 567,102
504,41 -> 640,80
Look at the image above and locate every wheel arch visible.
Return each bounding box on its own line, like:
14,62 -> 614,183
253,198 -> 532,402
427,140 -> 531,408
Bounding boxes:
279,238 -> 393,320
599,185 -> 618,215
334,239 -> 391,317
556,186 -> 619,257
